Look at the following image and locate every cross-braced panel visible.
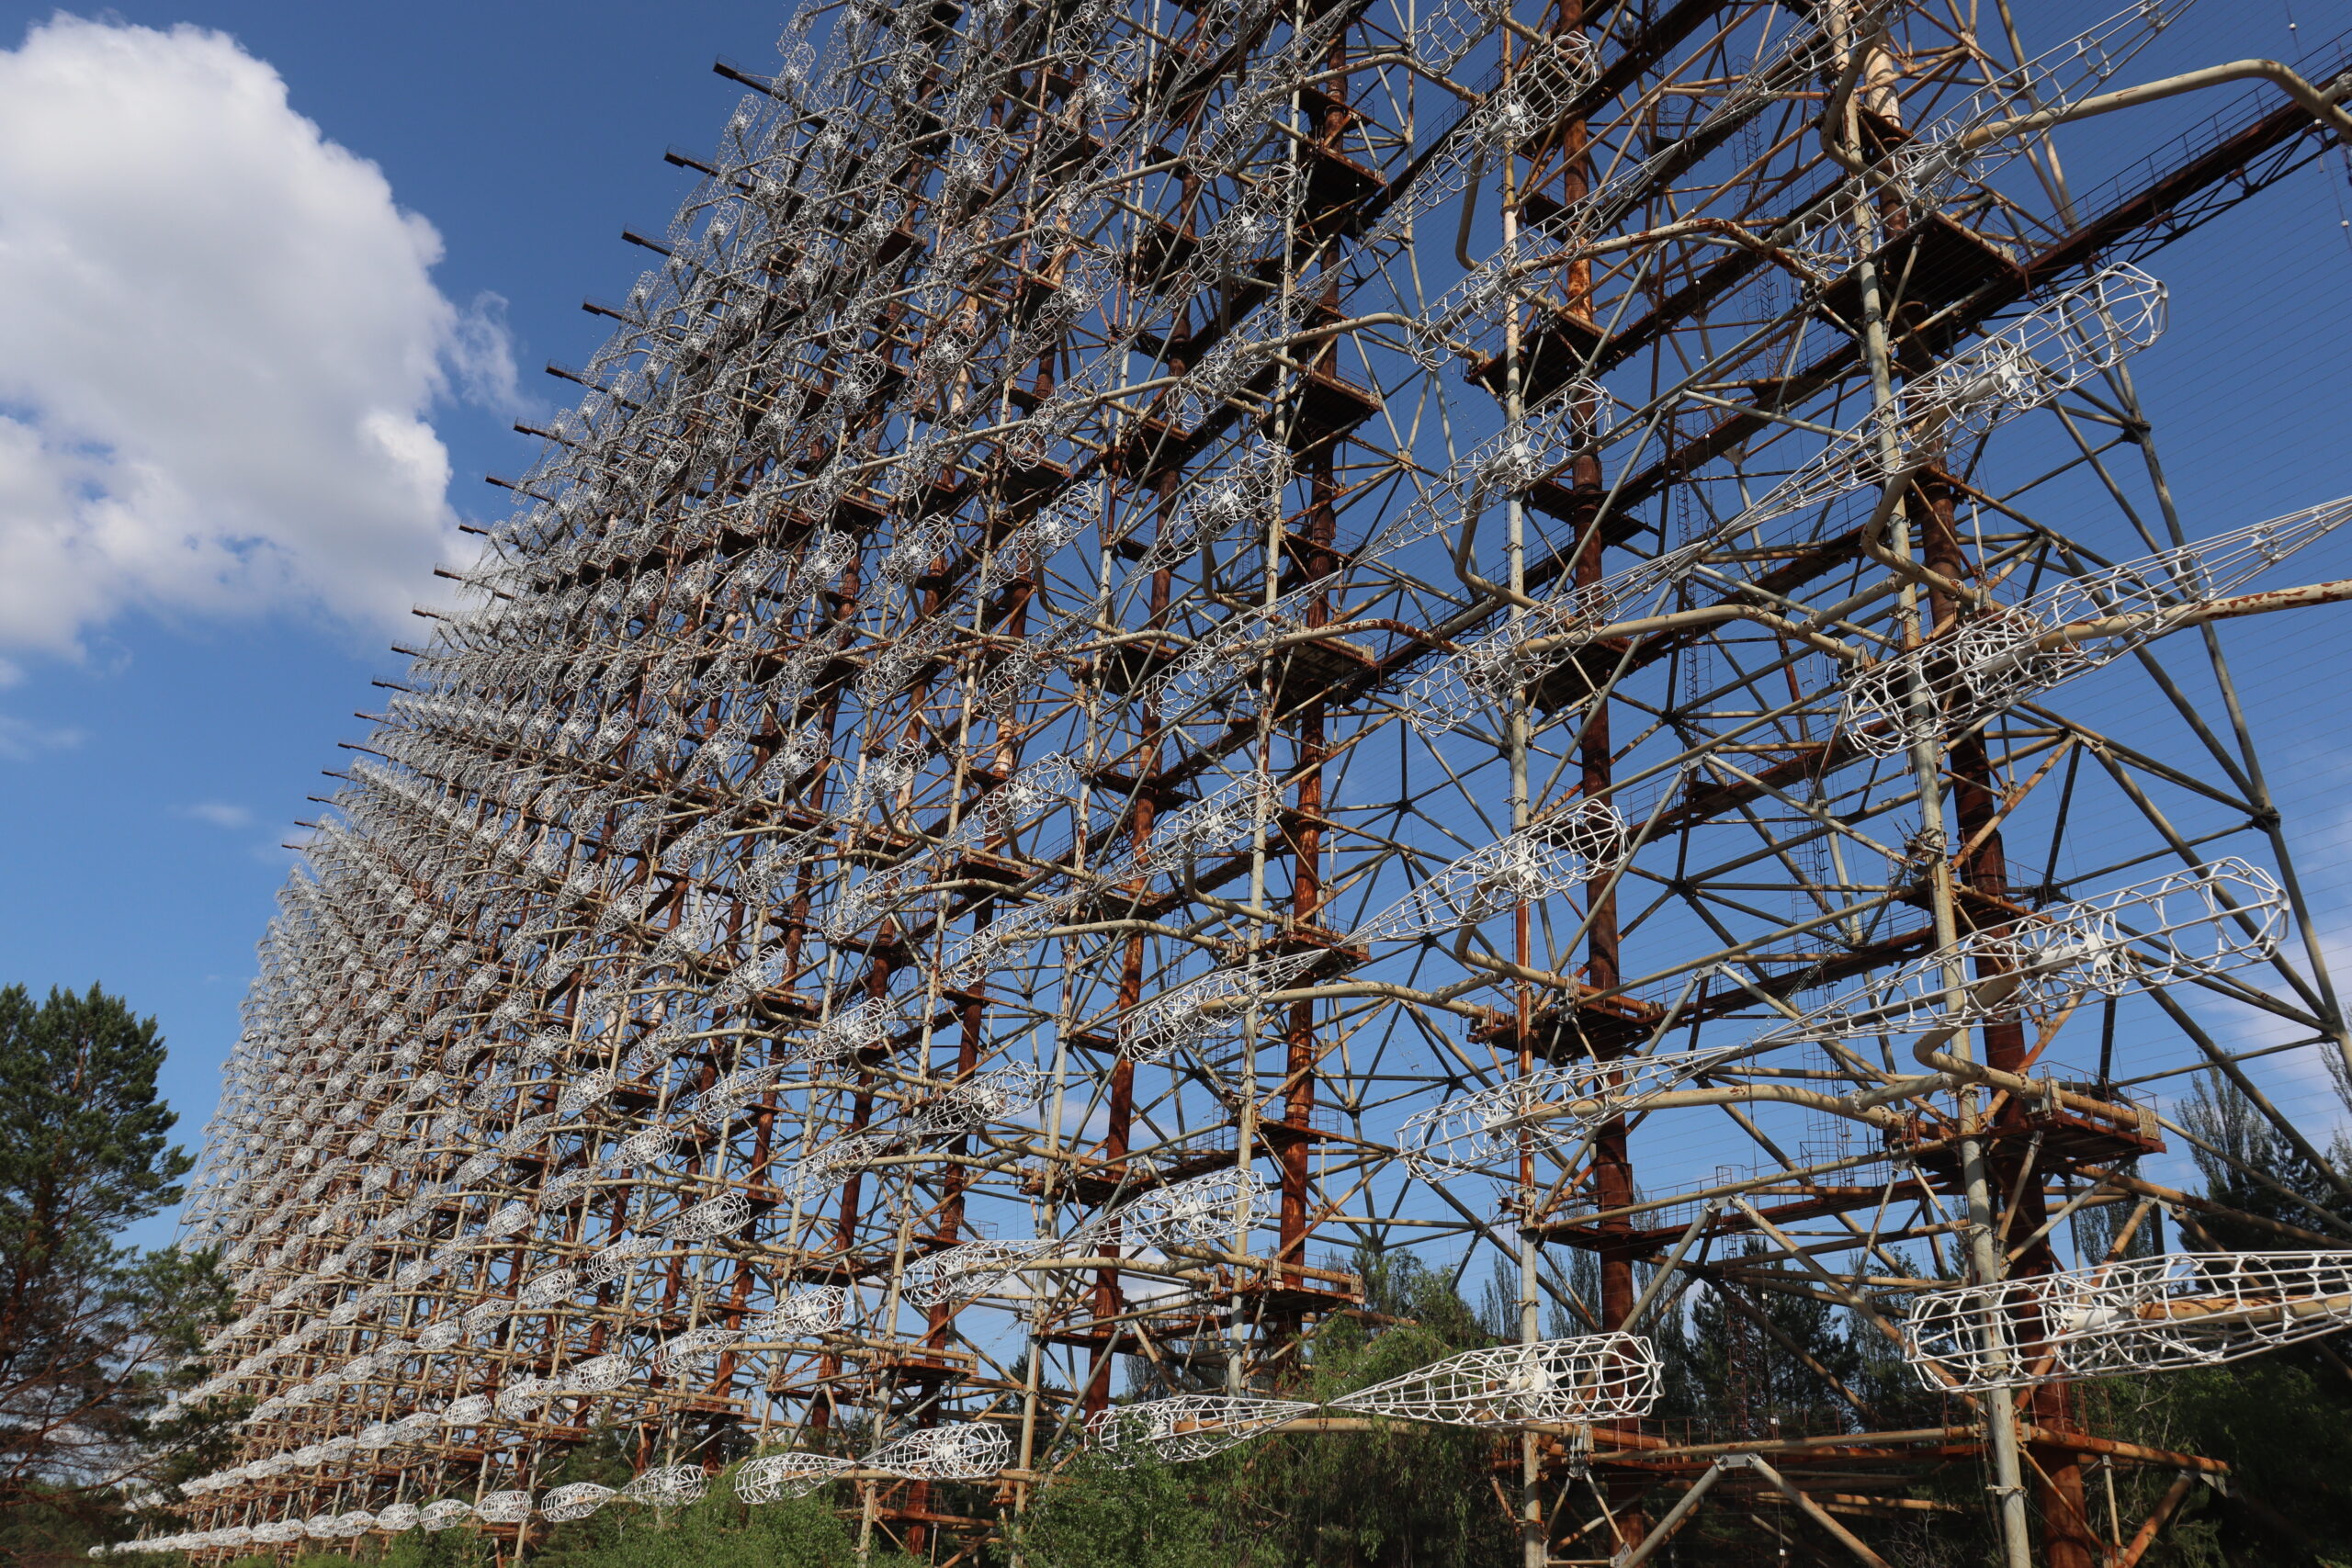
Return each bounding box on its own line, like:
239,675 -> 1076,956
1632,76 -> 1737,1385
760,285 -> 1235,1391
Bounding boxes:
136,0 -> 2352,1560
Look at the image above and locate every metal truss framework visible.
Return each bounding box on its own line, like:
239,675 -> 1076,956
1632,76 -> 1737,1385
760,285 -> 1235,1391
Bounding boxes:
134,0 -> 2352,1563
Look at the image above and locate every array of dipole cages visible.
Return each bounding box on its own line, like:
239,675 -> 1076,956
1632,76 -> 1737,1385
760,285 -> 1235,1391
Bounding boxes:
154,0 -> 2352,1562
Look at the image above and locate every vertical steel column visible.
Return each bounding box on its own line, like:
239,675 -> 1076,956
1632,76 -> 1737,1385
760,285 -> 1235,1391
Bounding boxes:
1917,475 -> 2099,1568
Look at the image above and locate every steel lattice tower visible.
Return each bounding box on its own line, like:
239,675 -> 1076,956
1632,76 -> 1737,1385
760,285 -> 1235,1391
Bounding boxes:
140,1 -> 2352,1562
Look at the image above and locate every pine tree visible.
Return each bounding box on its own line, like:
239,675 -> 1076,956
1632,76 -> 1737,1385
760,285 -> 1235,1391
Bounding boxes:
1659,1248 -> 1864,1440
0,984 -> 231,1560
1015,1251 -> 1520,1568
2098,1077 -> 2352,1562
2177,1077 -> 2350,1247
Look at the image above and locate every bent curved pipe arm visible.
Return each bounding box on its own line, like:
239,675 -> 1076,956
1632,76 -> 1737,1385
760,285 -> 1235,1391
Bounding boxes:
1454,148 -> 1486,270
1551,601 -> 1866,663
1859,520 -> 1986,607
2046,575 -> 2352,648
1499,216 -> 1830,283
1634,1081 -> 1902,1130
1256,978 -> 1497,1018
1451,926 -> 1589,992
1958,60 -> 2352,152
1292,53 -> 1479,103
1898,982 -> 2144,1127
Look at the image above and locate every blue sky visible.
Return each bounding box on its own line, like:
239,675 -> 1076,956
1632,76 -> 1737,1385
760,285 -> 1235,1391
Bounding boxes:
0,0 -> 2349,1249
0,2 -> 797,1235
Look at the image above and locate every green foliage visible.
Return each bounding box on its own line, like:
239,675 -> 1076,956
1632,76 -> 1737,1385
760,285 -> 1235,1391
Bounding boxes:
2177,1077 -> 2351,1251
0,1489 -> 107,1566
67,1066 -> 2352,1568
529,1479 -> 911,1568
377,1530 -> 489,1568
1247,1254 -> 1515,1567
1012,1250 -> 1519,1568
0,984 -> 232,1560
1652,1247 -> 1866,1440
0,985 -> 190,1253
2077,1163 -> 2351,1557
151,1481 -> 924,1568
1007,1450 -> 1240,1568
2067,1078 -> 2352,1563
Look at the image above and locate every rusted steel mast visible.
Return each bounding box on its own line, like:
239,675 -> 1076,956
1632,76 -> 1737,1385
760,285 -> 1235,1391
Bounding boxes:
149,1 -> 2352,1562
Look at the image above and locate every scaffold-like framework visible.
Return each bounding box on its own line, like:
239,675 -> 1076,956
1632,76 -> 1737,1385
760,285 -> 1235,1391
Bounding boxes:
135,0 -> 2352,1562
1903,1249 -> 2352,1390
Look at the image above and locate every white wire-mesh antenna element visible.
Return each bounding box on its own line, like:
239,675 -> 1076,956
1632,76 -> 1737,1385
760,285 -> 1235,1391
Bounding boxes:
1330,1333 -> 1662,1426
1153,576 -> 1323,707
907,1061 -> 1049,1136
866,1422 -> 1013,1480
537,1483 -> 616,1522
621,1464 -> 710,1506
669,1190 -> 752,1241
1119,951 -> 1324,1064
900,1236 -> 1061,1307
414,1318 -> 464,1353
519,1267 -> 580,1306
1904,1251 -> 2352,1391
1703,264 -> 2165,543
1753,857 -> 2286,1048
556,1066 -> 617,1119
621,1122 -> 687,1168
419,1500 -> 474,1532
930,893 -> 1074,990
937,750 -> 1081,852
1364,29 -> 1598,245
1880,0 -> 2192,215
584,1232 -> 666,1284
484,1200 -> 537,1238
475,1491 -> 534,1525
650,1323 -> 746,1374
1401,544 -> 1707,739
747,1284 -> 849,1337
392,1410 -> 442,1448
1841,492 -> 2352,757
1087,1393 -> 1315,1465
1399,1046 -> 1742,1179
1359,800 -> 1631,944
333,1511 -> 377,1537
377,1504 -> 420,1532
1122,773 -> 1277,880
737,1452 -> 855,1503
560,1352 -> 632,1393
775,1132 -> 890,1203
804,996 -> 904,1063
1897,265 -> 2165,447
496,1374 -> 556,1416
1115,1167 -> 1268,1250
441,1393 -> 493,1426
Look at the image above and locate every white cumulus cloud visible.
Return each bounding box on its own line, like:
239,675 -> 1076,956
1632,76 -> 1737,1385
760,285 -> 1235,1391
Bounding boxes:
177,801 -> 254,829
0,16 -> 507,658
0,713 -> 85,760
